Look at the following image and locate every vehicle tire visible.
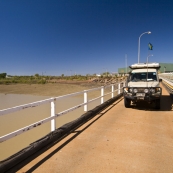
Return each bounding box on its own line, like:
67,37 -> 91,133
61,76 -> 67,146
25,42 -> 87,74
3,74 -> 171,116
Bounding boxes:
124,97 -> 131,108
155,99 -> 160,109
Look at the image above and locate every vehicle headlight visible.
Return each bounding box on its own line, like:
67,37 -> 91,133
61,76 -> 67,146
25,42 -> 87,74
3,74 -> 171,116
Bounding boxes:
150,88 -> 155,93
129,88 -> 133,92
156,88 -> 161,92
133,88 -> 138,93
144,88 -> 149,93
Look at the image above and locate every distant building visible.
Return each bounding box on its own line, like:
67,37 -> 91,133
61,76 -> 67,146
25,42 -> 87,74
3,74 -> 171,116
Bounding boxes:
118,67 -> 131,74
118,63 -> 173,74
111,72 -> 118,76
6,75 -> 12,78
159,63 -> 173,73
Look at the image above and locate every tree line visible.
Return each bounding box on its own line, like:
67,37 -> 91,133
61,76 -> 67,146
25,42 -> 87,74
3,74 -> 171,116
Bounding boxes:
0,73 -> 7,79
0,73 -> 122,85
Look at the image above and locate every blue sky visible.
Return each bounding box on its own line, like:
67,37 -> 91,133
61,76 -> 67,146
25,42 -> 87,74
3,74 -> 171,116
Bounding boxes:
0,0 -> 173,76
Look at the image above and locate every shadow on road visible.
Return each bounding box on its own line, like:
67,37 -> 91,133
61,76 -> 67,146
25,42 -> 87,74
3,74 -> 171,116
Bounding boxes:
131,95 -> 173,111
160,95 -> 173,111
7,98 -> 123,173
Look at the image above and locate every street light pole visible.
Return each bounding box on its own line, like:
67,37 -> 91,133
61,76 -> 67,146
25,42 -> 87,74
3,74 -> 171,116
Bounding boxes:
147,54 -> 153,86
138,31 -> 151,64
147,54 -> 153,64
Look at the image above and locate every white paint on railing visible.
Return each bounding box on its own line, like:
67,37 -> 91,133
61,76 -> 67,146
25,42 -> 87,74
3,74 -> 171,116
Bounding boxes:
101,86 -> 104,104
111,84 -> 114,98
84,90 -> 88,112
118,83 -> 121,94
162,78 -> 173,86
0,82 -> 125,143
159,73 -> 173,86
159,73 -> 173,94
51,99 -> 56,131
0,98 -> 54,116
159,73 -> 173,83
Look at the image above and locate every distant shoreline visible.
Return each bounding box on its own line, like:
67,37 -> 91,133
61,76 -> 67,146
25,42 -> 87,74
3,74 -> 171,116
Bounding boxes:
0,82 -> 103,97
0,76 -> 125,97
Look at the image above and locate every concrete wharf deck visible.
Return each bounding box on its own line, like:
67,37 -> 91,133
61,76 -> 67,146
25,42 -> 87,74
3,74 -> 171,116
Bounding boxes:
17,83 -> 173,173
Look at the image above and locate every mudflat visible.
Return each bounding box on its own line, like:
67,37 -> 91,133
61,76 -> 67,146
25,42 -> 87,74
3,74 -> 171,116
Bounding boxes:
0,82 -> 104,161
0,82 -> 103,97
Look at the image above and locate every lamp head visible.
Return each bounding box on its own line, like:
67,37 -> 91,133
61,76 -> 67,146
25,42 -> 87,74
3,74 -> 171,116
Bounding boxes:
147,55 -> 153,60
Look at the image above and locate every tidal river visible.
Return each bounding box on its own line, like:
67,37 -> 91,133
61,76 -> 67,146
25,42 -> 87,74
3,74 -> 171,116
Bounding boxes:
0,93 -> 101,161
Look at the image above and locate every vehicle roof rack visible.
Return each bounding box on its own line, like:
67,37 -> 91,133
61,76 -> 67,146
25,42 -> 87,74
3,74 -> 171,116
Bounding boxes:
129,62 -> 160,69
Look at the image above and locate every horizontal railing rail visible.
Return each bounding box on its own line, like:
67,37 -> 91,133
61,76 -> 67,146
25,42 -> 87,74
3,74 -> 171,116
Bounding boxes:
0,82 -> 125,143
159,73 -> 173,94
159,73 -> 173,83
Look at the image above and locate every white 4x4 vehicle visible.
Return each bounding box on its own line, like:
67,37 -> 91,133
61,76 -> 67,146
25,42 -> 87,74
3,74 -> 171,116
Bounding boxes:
123,63 -> 162,109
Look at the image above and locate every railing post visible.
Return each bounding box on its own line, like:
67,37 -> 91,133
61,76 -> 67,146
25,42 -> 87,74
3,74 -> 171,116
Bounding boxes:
51,98 -> 56,132
84,90 -> 88,112
111,84 -> 114,98
101,86 -> 104,104
118,83 -> 121,94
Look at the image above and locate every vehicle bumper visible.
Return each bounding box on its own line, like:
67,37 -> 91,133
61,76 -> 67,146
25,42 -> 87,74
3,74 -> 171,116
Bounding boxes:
124,94 -> 161,102
123,87 -> 162,102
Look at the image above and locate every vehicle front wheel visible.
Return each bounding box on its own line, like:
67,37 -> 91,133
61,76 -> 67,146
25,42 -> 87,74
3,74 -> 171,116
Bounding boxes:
124,97 -> 131,108
155,99 -> 160,109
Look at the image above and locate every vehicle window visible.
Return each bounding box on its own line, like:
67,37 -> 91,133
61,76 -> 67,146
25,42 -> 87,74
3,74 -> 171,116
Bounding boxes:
130,72 -> 157,82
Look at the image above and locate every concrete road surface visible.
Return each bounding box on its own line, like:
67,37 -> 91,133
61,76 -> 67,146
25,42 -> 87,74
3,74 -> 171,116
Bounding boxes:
18,83 -> 173,173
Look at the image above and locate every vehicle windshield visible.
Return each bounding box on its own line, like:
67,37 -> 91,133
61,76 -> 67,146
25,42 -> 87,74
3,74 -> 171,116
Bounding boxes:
129,72 -> 157,82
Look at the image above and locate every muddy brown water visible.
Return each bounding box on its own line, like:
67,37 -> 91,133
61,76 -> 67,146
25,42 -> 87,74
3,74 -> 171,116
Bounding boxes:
0,91 -> 113,161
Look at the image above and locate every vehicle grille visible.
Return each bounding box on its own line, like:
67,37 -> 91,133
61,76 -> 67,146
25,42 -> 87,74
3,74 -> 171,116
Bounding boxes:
136,88 -> 145,92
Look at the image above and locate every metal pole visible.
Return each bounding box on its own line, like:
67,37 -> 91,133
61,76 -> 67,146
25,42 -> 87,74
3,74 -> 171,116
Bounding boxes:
51,99 -> 56,131
84,90 -> 88,112
101,86 -> 104,104
118,83 -> 120,94
138,31 -> 151,64
146,55 -> 153,87
111,84 -> 114,98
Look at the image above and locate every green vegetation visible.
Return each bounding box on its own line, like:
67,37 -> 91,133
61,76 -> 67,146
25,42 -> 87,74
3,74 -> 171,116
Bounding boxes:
0,73 -> 7,79
0,73 -> 124,85
0,74 -> 88,84
0,74 -> 46,84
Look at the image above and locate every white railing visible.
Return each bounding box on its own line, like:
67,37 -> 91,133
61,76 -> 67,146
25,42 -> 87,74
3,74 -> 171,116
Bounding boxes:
159,73 -> 173,94
159,72 -> 173,83
159,73 -> 173,85
0,82 -> 125,143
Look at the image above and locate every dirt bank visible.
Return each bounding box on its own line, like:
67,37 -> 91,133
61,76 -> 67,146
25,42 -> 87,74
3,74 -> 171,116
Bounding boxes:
0,82 -> 103,97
